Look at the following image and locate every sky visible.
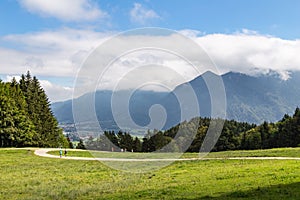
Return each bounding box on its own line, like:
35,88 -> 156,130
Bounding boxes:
0,0 -> 300,102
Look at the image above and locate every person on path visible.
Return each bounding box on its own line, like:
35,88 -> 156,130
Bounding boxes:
64,148 -> 67,157
59,149 -> 63,158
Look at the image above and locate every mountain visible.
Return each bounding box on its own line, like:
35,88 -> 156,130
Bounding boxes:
51,71 -> 300,133
223,71 -> 300,123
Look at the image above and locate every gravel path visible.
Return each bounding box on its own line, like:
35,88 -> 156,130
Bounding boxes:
34,148 -> 300,162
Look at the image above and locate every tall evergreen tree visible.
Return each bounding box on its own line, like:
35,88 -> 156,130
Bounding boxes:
18,71 -> 67,147
0,82 -> 37,147
76,139 -> 86,149
133,137 -> 142,152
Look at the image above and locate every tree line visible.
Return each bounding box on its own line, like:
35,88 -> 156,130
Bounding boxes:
83,108 -> 300,152
0,71 -> 68,147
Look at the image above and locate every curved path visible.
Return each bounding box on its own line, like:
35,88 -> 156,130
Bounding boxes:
34,148 -> 300,162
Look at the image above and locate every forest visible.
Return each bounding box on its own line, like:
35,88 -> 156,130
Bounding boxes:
84,108 -> 300,152
0,72 -> 68,147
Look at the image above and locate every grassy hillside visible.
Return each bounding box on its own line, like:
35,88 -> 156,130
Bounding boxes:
0,148 -> 299,199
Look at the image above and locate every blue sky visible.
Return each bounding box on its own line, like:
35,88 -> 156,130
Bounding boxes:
1,0 -> 300,38
0,0 -> 300,102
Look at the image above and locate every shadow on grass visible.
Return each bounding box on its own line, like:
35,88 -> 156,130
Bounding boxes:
198,182 -> 300,200
129,182 -> 300,200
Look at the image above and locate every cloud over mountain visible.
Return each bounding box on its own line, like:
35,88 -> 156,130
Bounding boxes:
1,28 -> 300,101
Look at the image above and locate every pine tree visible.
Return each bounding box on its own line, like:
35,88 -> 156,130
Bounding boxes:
66,135 -> 74,148
18,71 -> 67,147
133,137 -> 142,152
76,139 -> 86,149
0,82 -> 36,147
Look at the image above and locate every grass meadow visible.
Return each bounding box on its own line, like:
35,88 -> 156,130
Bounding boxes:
48,147 -> 300,158
0,148 -> 299,199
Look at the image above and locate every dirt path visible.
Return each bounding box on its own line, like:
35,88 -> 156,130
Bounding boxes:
34,148 -> 300,162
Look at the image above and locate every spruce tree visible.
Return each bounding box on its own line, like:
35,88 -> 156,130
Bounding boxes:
0,82 -> 36,147
19,71 -> 67,147
76,139 -> 86,149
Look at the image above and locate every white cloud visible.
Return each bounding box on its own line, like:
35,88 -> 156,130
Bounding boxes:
1,28 -> 300,101
18,0 -> 107,21
95,49 -> 198,91
178,29 -> 204,38
236,28 -> 260,35
4,75 -> 21,82
1,75 -> 72,102
39,80 -> 73,102
2,29 -> 300,78
1,28 -> 110,77
130,3 -> 160,25
196,31 -> 300,76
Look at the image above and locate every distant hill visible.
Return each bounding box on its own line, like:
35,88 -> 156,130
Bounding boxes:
51,71 -> 300,132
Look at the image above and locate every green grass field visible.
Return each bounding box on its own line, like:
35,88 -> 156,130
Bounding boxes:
48,147 -> 300,159
0,148 -> 299,199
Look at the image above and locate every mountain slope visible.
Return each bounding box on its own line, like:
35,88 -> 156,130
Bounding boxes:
51,71 -> 300,131
223,71 -> 300,123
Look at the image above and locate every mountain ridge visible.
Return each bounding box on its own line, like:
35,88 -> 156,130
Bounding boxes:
51,71 -> 300,132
